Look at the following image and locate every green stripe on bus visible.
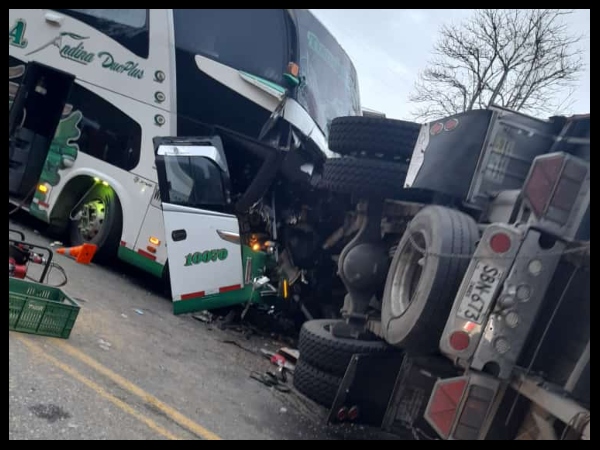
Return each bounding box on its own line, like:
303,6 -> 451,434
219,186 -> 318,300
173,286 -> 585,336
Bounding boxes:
173,285 -> 262,315
117,246 -> 164,279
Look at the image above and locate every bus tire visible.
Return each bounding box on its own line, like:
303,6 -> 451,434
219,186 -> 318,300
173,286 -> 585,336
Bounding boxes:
293,359 -> 342,408
69,184 -> 123,264
328,116 -> 421,162
381,206 -> 479,353
318,156 -> 408,198
298,319 -> 392,376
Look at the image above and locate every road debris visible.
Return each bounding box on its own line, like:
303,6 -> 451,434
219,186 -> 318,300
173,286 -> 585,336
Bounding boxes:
192,311 -> 214,324
270,353 -> 287,367
278,347 -> 299,363
134,309 -> 144,315
249,371 -> 291,393
98,339 -> 112,351
261,348 -> 297,372
268,367 -> 287,383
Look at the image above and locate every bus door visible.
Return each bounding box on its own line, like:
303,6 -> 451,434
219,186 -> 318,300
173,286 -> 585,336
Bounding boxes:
153,136 -> 244,304
9,62 -> 74,199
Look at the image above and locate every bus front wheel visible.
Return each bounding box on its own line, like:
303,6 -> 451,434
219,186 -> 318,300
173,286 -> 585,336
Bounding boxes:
69,184 -> 122,264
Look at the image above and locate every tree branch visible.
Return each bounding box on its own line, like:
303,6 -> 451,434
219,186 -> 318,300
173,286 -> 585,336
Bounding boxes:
409,9 -> 585,121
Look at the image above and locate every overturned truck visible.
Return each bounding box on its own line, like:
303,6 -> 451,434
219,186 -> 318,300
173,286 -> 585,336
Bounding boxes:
292,106 -> 590,440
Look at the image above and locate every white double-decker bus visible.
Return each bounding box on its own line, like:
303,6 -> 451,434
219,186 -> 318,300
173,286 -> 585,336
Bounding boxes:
9,9 -> 360,312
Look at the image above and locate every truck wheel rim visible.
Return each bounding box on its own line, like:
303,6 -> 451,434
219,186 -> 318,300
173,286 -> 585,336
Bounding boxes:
77,199 -> 106,241
390,231 -> 425,317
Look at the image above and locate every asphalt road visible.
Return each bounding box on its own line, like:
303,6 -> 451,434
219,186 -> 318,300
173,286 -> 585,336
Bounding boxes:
9,212 -> 391,440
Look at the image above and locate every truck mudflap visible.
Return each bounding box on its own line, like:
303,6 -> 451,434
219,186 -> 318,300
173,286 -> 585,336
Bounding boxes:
327,352 -> 404,429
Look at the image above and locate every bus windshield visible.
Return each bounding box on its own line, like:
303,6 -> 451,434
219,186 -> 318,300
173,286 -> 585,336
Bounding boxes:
173,9 -> 290,89
295,10 -> 361,138
172,9 -> 360,141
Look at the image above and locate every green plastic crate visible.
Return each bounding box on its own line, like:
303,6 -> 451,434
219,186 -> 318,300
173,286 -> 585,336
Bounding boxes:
9,278 -> 80,339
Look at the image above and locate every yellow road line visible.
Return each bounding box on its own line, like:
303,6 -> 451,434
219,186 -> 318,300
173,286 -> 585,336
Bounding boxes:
16,335 -> 182,441
52,338 -> 222,441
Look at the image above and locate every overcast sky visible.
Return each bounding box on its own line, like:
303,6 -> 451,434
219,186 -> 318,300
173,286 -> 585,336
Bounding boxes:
311,9 -> 590,121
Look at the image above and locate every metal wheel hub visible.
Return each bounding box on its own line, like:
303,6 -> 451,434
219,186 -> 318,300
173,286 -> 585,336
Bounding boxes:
77,199 -> 106,240
390,231 -> 426,317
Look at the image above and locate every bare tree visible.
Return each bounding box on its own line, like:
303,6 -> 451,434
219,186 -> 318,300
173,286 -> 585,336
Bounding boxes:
409,9 -> 585,121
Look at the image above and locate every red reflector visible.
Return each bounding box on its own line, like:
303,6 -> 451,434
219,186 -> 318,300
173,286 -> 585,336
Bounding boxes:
427,378 -> 468,438
489,232 -> 511,253
219,284 -> 242,293
337,407 -> 348,421
137,248 -> 157,261
444,118 -> 459,131
347,406 -> 360,421
449,331 -> 470,351
464,321 -> 476,332
181,291 -> 205,300
523,154 -> 564,217
430,122 -> 444,135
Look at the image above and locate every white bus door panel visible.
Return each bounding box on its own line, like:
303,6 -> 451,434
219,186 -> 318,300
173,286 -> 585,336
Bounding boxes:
154,142 -> 242,303
161,203 -> 243,301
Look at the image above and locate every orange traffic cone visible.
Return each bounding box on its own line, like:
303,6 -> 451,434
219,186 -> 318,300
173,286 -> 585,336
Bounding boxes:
56,243 -> 97,264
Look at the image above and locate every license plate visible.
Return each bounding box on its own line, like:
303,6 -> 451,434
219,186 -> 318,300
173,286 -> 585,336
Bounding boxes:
457,261 -> 503,324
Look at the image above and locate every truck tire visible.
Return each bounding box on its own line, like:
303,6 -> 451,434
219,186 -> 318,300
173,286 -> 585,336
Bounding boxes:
69,185 -> 122,264
318,156 -> 408,198
328,116 -> 421,162
381,206 -> 479,353
298,319 -> 391,376
293,359 -> 342,408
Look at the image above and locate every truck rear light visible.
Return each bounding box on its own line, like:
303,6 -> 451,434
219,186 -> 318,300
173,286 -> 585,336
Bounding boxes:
425,377 -> 467,439
449,331 -> 470,351
347,406 -> 360,421
521,152 -> 589,241
335,405 -> 359,422
515,284 -> 532,301
452,385 -> 495,440
430,122 -> 444,135
527,259 -> 543,276
504,311 -> 520,328
426,374 -> 500,440
493,337 -> 511,354
524,154 -> 564,217
444,118 -> 459,131
489,232 -> 511,253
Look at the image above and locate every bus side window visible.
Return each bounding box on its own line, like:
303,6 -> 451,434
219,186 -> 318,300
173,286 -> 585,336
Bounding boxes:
66,83 -> 142,172
173,9 -> 288,87
163,156 -> 226,210
53,9 -> 149,59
